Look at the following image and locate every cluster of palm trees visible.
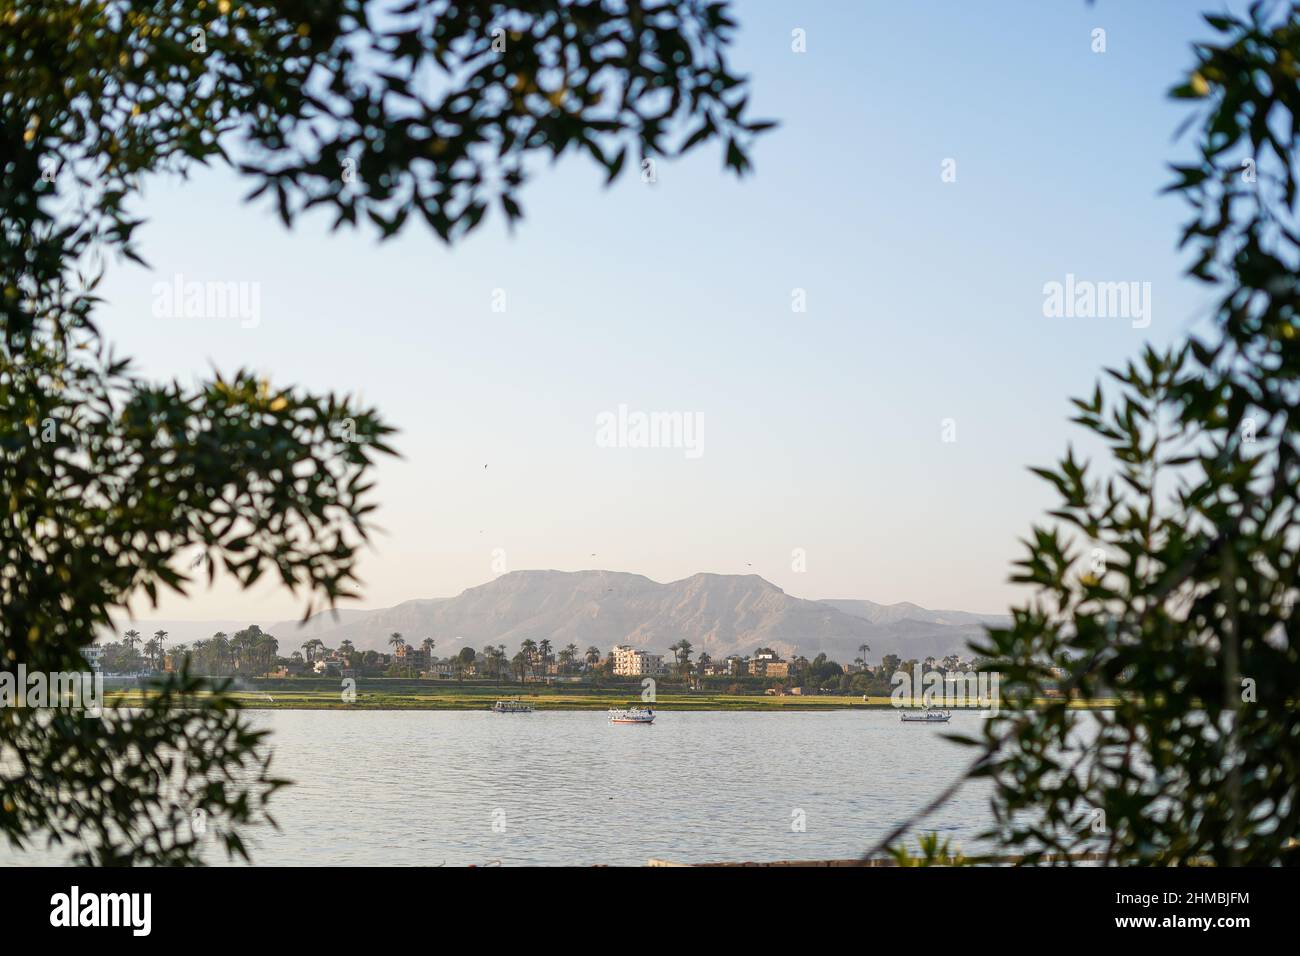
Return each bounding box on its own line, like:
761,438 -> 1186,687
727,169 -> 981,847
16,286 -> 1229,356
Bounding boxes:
338,634 -> 600,681
433,640 -> 605,683
104,626 -> 275,676
102,628 -> 167,673
181,626 -> 280,676
508,639 -> 597,681
120,628 -> 169,669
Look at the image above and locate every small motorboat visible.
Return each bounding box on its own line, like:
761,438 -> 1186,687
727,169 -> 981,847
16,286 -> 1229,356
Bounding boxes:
491,699 -> 534,713
608,706 -> 655,724
900,708 -> 951,723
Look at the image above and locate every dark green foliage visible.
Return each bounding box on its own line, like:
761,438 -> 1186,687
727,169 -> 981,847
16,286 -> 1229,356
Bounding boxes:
3,669 -> 287,865
948,5 -> 1300,866
2,0 -> 763,863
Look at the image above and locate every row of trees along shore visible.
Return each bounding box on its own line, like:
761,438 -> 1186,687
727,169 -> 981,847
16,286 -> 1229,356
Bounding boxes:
99,629 -> 985,697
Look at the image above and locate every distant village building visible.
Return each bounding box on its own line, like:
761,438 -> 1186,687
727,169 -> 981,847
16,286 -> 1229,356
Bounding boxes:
82,645 -> 104,673
393,644 -> 428,668
749,650 -> 789,678
699,651 -> 791,679
611,644 -> 666,677
702,655 -> 748,677
721,655 -> 747,677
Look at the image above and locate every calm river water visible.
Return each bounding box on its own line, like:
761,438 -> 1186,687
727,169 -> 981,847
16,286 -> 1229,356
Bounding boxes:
3,709 -> 997,866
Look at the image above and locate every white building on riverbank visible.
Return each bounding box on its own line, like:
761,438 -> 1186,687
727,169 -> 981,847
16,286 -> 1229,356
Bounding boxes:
611,645 -> 666,677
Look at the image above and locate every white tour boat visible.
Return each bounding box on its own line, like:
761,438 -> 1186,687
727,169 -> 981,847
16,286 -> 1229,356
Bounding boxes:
900,708 -> 951,723
608,706 -> 655,724
491,699 -> 534,713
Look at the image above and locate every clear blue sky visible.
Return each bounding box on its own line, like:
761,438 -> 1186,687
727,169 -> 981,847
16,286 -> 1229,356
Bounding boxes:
100,0 -> 1232,622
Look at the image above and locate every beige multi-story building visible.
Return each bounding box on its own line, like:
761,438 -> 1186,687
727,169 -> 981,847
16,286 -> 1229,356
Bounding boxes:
750,650 -> 788,678
611,644 -> 666,676
393,643 -> 428,668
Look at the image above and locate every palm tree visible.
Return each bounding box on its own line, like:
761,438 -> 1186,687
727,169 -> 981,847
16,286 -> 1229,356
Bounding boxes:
136,628 -> 166,668
856,642 -> 871,671
422,637 -> 435,666
520,639 -> 538,681
190,639 -> 208,673
256,633 -> 278,675
585,646 -> 601,669
669,639 -> 694,678
122,629 -> 142,651
385,633 -> 407,674
211,632 -> 230,673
